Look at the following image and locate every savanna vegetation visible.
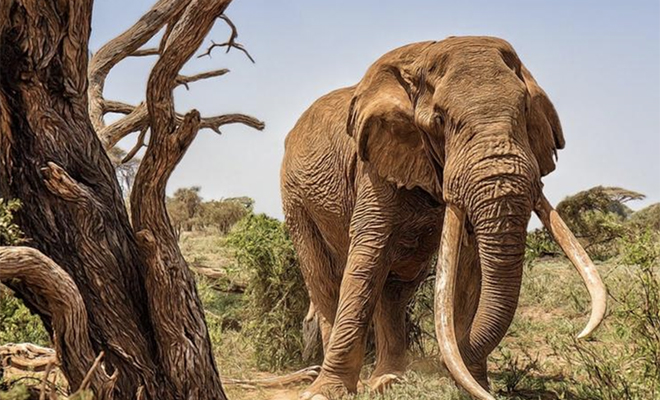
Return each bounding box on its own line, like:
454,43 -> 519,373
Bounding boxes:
2,185 -> 659,399
0,1 -> 656,399
166,187 -> 253,237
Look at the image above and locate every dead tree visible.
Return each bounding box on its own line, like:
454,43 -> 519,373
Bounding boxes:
0,0 -> 263,399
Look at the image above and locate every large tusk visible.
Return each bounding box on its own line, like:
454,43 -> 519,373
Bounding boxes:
435,205 -> 495,400
534,194 -> 607,339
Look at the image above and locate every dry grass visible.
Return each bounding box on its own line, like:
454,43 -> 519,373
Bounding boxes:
188,227 -> 658,400
1,228 -> 657,400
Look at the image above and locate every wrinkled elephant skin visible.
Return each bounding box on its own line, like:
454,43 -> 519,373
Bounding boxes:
281,36 -> 606,400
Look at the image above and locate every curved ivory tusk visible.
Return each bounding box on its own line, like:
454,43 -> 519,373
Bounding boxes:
435,205 -> 495,400
534,194 -> 607,339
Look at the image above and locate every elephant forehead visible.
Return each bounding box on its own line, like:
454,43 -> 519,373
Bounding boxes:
435,36 -> 517,55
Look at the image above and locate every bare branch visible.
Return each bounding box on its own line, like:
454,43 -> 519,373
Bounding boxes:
223,366 -> 321,388
88,0 -> 192,133
75,351 -> 107,394
41,162 -> 98,205
100,99 -> 264,148
92,5 -> 260,155
131,47 -> 160,57
122,128 -> 148,164
103,100 -> 136,115
39,357 -> 55,400
3,342 -> 318,392
0,343 -> 56,372
173,110 -> 202,151
199,40 -> 255,63
0,247 -> 114,396
100,102 -> 150,149
198,113 -> 265,134
219,14 -> 238,37
198,15 -> 255,62
176,68 -> 230,90
130,1 -> 234,394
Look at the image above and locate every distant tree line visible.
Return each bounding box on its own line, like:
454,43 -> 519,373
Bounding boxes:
166,187 -> 254,236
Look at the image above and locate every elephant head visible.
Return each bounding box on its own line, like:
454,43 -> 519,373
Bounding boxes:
347,37 -> 606,400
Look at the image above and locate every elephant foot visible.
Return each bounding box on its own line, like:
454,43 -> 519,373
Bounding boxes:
299,373 -> 353,400
366,373 -> 403,393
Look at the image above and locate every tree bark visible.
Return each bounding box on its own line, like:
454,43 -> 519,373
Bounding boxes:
0,247 -> 115,396
0,1 -> 256,399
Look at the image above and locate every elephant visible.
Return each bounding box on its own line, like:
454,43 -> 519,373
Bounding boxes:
280,36 -> 607,400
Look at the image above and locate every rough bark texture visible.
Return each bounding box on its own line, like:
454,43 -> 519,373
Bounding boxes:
0,247 -> 114,397
0,2 -> 161,397
128,2 -> 234,396
0,0 -> 262,399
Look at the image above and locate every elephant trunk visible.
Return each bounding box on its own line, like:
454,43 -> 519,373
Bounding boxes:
435,135 -> 608,400
460,137 -> 538,363
468,196 -> 530,361
435,197 -> 530,400
436,139 -> 537,400
435,204 -> 495,400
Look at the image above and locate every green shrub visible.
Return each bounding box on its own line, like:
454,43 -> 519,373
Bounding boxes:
628,202 -> 660,233
0,384 -> 29,400
555,186 -> 644,260
0,287 -> 49,346
493,347 -> 544,395
552,230 -> 660,400
198,200 -> 249,234
0,199 -> 23,246
524,228 -> 560,266
226,213 -> 307,370
406,272 -> 437,359
197,276 -> 244,332
619,230 -> 659,389
0,199 -> 49,348
525,187 -> 647,265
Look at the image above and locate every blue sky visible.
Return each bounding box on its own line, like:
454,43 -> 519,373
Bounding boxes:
91,1 -> 660,223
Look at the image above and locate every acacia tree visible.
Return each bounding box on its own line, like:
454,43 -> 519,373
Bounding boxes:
0,0 -> 263,399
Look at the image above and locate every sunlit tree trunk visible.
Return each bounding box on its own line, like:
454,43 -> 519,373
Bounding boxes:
0,0 -> 262,399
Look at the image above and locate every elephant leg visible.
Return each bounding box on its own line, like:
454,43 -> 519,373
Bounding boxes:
301,216 -> 393,398
367,278 -> 418,392
286,207 -> 341,325
452,230 -> 488,387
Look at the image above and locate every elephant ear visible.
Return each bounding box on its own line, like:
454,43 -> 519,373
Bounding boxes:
347,57 -> 440,195
521,65 -> 565,176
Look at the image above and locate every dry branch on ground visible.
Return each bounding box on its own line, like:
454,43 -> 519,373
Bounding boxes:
1,344 -> 320,392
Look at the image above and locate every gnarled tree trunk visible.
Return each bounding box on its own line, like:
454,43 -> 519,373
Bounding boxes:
0,0 -> 263,399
